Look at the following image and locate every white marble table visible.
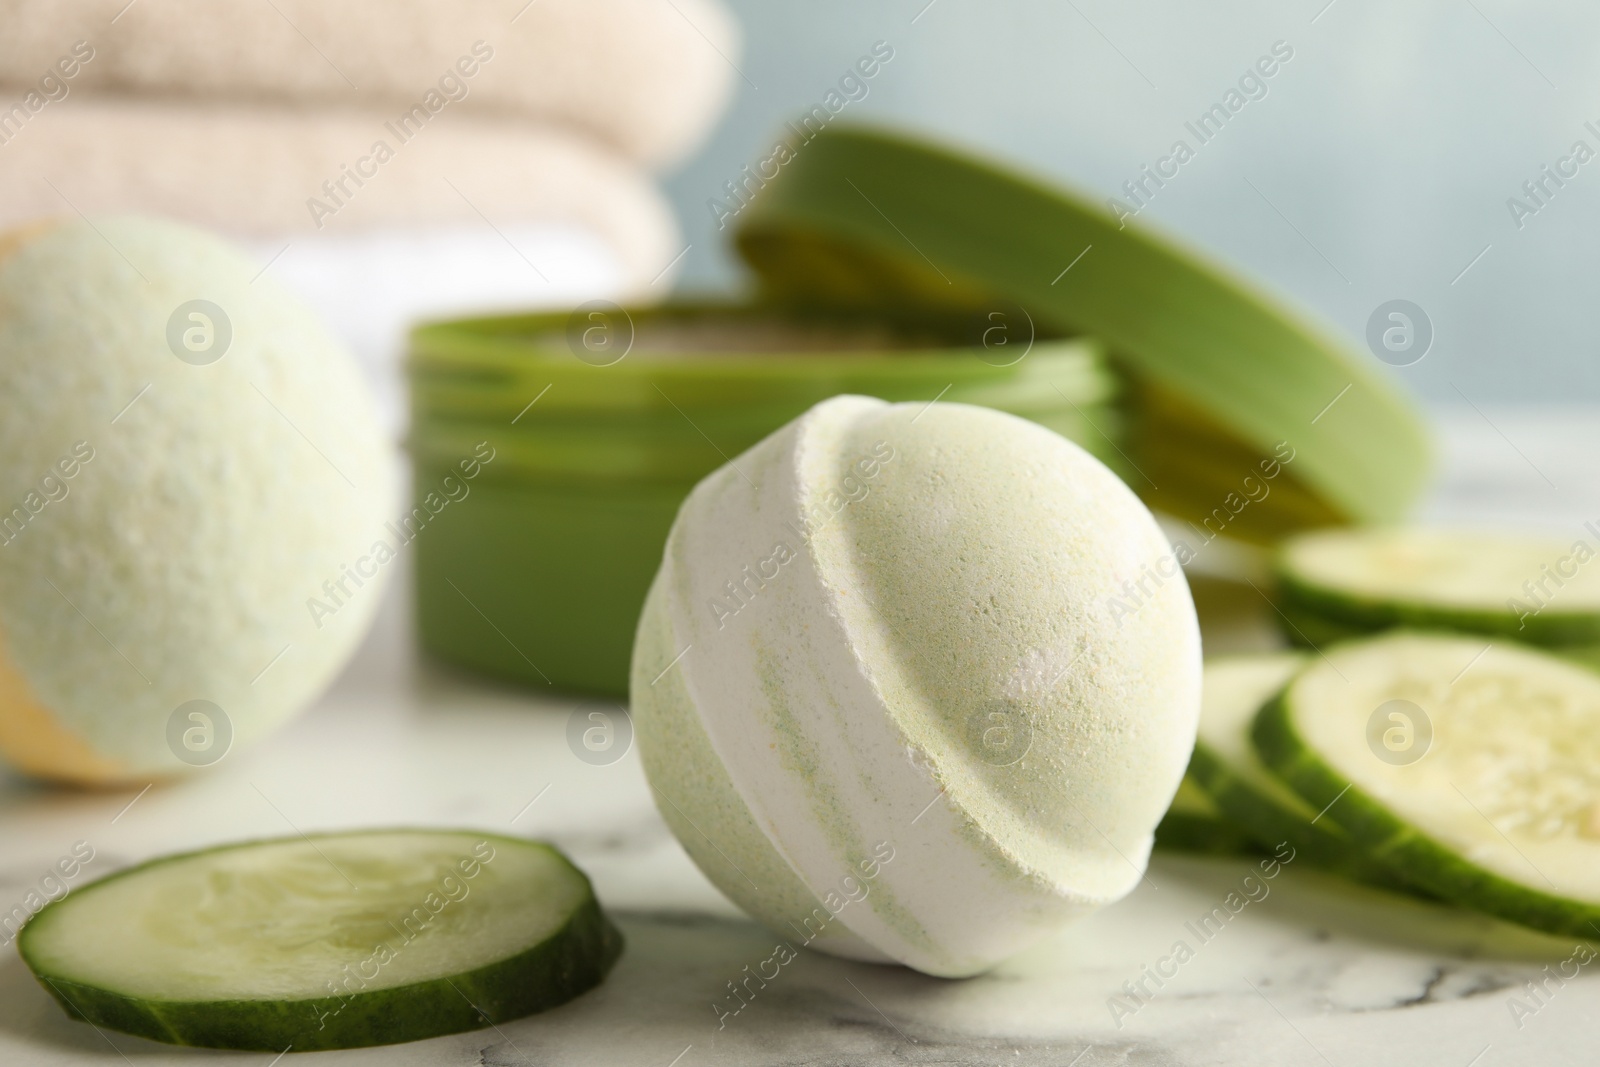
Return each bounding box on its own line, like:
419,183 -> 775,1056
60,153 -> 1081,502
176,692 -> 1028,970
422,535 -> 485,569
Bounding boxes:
2,406 -> 1597,1067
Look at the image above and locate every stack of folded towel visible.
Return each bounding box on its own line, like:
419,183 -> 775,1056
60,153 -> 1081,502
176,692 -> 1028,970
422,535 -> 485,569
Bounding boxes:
0,0 -> 738,423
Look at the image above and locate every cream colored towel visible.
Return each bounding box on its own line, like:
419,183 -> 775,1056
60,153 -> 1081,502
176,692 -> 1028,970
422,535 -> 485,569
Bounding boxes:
0,97 -> 680,284
0,0 -> 738,168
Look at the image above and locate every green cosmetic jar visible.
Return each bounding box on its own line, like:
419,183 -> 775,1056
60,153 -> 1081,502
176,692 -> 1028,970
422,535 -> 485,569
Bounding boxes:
408,302 -> 1117,695
407,125 -> 1431,696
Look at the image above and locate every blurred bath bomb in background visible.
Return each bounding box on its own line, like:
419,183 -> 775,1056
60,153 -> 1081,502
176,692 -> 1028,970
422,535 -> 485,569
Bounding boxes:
632,396 -> 1201,976
0,216 -> 393,784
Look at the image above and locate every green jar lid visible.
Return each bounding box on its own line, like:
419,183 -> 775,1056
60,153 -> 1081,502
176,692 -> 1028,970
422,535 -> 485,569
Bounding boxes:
734,125 -> 1431,540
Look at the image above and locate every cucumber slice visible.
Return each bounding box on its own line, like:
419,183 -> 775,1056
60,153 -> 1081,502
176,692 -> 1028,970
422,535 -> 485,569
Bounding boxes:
1187,654 -> 1406,889
1254,632 -> 1600,937
1189,654 -> 1321,842
1277,527 -> 1600,648
1153,776 -> 1262,856
18,830 -> 622,1052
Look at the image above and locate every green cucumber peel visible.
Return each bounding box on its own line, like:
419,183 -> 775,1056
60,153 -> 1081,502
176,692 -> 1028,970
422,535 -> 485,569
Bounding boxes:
1154,775 -> 1263,856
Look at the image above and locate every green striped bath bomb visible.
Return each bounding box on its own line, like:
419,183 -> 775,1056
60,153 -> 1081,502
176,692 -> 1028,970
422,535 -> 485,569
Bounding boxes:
631,395 -> 1202,976
0,217 -> 393,784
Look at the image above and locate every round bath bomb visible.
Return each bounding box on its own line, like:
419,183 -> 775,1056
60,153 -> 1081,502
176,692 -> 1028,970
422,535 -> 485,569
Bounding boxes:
631,395 -> 1201,976
0,216 -> 393,784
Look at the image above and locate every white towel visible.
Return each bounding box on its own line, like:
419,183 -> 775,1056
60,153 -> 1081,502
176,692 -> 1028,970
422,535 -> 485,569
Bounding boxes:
0,0 -> 738,168
0,97 -> 680,284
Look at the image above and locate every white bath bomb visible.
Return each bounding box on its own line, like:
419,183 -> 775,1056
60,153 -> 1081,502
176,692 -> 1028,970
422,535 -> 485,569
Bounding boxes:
632,395 -> 1201,977
0,216 -> 393,784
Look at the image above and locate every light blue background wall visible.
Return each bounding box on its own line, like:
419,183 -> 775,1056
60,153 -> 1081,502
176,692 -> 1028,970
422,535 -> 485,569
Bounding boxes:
662,0 -> 1600,402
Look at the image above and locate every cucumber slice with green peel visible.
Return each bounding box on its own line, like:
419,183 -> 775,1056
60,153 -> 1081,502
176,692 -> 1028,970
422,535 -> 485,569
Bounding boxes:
1253,632 -> 1600,937
1153,776 -> 1263,856
18,830 -> 623,1052
1276,527 -> 1600,648
1188,654 -> 1409,890
1190,654 -> 1324,845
